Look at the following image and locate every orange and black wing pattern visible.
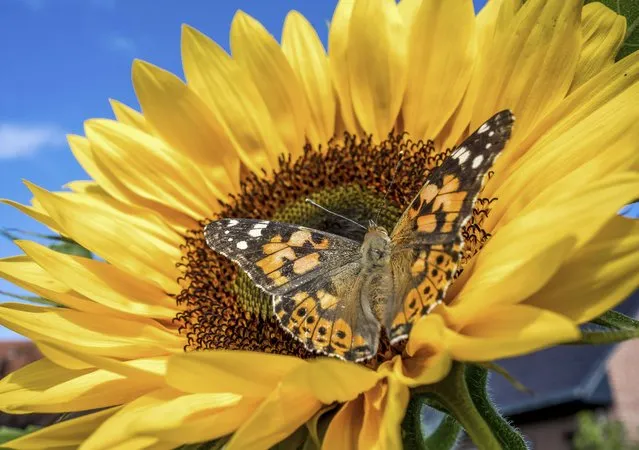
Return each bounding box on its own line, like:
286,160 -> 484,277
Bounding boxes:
387,110 -> 515,342
204,219 -> 380,361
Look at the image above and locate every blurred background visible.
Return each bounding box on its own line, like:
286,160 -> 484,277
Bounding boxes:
0,0 -> 637,448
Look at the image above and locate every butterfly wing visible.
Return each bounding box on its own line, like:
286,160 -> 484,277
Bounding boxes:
204,218 -> 380,361
386,110 -> 515,342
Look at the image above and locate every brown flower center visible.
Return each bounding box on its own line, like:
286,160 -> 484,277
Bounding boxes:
174,133 -> 496,365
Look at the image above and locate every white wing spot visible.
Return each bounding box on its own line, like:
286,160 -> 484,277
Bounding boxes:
478,123 -> 490,134
457,150 -> 470,164
485,143 -> 492,149
255,223 -> 268,229
451,146 -> 466,159
228,237 -> 233,242
224,230 -> 230,235
249,228 -> 262,237
488,131 -> 495,137
227,219 -> 239,227
236,241 -> 248,250
472,155 -> 484,168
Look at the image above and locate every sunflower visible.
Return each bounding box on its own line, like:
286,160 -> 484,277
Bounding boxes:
1,0 -> 638,448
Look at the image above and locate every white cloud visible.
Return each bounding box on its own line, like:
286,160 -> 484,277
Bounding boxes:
0,124 -> 66,159
105,35 -> 136,54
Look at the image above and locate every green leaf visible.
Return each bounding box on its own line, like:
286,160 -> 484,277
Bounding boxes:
571,310 -> 639,345
573,410 -> 639,450
0,425 -> 39,445
465,365 -> 529,450
1,227 -> 93,259
586,0 -> 639,60
592,309 -> 639,330
577,327 -> 639,345
0,289 -> 58,307
48,241 -> 93,259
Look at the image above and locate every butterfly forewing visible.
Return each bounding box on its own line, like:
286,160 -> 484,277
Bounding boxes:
386,110 -> 515,342
204,218 -> 380,361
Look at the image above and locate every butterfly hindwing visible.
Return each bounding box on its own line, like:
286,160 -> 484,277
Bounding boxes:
386,110 -> 515,341
273,262 -> 381,362
204,218 -> 380,361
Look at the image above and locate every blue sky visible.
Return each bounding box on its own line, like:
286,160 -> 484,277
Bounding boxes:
0,0 -> 635,339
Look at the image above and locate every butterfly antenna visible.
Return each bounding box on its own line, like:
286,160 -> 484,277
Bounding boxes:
305,199 -> 367,231
374,151 -> 405,225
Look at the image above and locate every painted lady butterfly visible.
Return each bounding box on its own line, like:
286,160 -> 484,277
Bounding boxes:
205,110 -> 515,362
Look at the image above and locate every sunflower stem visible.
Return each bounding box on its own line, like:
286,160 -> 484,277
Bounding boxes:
414,362 -> 503,450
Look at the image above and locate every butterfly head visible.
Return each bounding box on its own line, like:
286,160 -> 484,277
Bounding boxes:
362,223 -> 391,267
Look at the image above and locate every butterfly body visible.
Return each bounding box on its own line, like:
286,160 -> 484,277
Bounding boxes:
204,110 -> 515,362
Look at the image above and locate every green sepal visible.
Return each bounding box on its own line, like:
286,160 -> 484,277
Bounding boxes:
464,365 -> 528,450
477,362 -> 533,395
402,394 -> 461,450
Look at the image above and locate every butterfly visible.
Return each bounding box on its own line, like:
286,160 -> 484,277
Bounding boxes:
204,110 -> 515,362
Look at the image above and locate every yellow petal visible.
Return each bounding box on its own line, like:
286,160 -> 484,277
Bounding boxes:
82,387 -> 246,450
446,304 -> 580,361
473,0 -> 581,138
132,60 -> 239,194
347,0 -> 407,139
487,38 -> 639,198
85,119 -> 213,224
285,358 -> 380,404
0,256 -> 115,315
401,314 -> 453,385
442,0 -> 522,149
230,11 -> 309,159
402,0 -> 476,140
282,11 -> 336,146
108,99 -> 151,134
527,216 -> 639,324
0,407 -> 119,450
501,172 -> 639,253
181,25 -> 282,173
0,356 -> 165,414
358,382 -> 385,448
378,375 -> 410,450
447,212 -> 577,325
69,132 -> 198,232
1,198 -> 60,233
491,129 -> 639,231
63,181 -> 104,195
488,60 -> 639,206
322,397 -> 363,450
226,383 -> 321,450
66,135 -> 122,204
16,240 -> 177,319
328,0 -> 361,134
0,303 -> 182,359
26,182 -> 182,293
570,2 -> 626,91
147,398 -> 260,446
166,350 -> 305,397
